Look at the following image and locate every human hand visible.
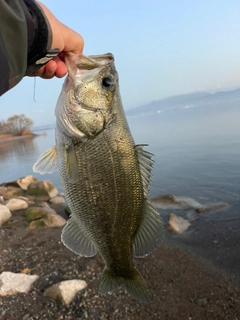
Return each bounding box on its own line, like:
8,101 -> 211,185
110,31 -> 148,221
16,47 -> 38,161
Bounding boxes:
28,1 -> 84,79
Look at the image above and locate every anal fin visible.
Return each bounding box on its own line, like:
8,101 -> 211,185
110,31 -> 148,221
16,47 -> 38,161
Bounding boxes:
61,216 -> 97,257
133,198 -> 164,258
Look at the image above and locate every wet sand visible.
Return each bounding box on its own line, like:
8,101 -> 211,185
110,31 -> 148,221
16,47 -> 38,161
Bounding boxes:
0,207 -> 239,320
159,199 -> 240,286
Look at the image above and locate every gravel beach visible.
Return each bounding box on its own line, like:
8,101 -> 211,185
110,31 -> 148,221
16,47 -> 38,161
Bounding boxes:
0,207 -> 240,320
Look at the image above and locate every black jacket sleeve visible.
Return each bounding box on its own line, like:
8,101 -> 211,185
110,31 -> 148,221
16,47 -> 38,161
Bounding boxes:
0,0 -> 55,96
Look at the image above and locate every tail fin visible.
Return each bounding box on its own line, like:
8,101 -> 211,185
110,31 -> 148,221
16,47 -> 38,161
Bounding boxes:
98,267 -> 153,303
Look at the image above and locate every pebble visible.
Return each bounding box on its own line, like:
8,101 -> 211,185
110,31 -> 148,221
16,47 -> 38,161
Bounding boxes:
6,198 -> 28,211
29,213 -> 66,228
0,272 -> 39,296
44,279 -> 87,305
0,204 -> 12,226
17,175 -> 38,190
50,196 -> 65,205
27,180 -> 58,199
168,213 -> 191,233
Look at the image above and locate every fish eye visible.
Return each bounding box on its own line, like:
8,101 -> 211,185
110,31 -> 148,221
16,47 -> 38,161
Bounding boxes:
102,77 -> 113,89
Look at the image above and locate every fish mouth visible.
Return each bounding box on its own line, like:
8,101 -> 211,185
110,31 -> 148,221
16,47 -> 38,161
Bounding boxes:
77,53 -> 114,67
65,53 -> 115,81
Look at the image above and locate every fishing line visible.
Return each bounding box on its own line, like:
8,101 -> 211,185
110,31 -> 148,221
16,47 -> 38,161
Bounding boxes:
33,77 -> 36,102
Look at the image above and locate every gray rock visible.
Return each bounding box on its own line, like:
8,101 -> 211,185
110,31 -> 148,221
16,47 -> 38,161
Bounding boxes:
0,186 -> 7,196
0,204 -> 12,226
0,272 -> 39,296
3,181 -> 19,188
168,213 -> 191,233
2,186 -> 22,200
17,196 -> 35,206
151,194 -> 179,206
38,201 -> 50,208
16,175 -> 38,190
49,196 -> 65,205
28,220 -> 46,228
44,279 -> 87,305
25,206 -> 56,222
152,194 -> 202,210
6,198 -> 28,211
17,196 -> 31,202
29,213 -> 66,229
44,213 -> 66,227
26,181 -> 58,199
199,202 -> 231,215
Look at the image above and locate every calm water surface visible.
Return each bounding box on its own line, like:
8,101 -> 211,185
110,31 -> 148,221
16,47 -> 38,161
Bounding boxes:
0,108 -> 239,219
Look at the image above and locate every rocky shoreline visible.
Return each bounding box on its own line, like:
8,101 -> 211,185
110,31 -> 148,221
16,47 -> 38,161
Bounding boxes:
0,133 -> 38,144
0,176 -> 240,319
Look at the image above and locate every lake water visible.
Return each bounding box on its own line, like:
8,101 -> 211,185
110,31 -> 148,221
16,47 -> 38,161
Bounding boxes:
1,105 -> 239,281
0,107 -> 239,219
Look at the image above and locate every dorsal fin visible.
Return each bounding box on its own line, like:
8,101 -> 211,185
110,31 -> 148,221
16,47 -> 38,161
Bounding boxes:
134,145 -> 164,256
135,144 -> 154,195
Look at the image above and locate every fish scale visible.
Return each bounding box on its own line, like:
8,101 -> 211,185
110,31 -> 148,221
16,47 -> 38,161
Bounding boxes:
33,53 -> 164,303
63,138 -> 138,275
62,131 -> 142,249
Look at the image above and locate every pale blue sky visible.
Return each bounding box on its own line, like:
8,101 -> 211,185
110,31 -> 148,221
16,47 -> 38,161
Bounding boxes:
1,0 -> 240,126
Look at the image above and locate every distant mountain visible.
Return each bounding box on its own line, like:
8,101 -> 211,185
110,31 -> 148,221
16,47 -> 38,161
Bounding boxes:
32,124 -> 55,132
126,88 -> 240,116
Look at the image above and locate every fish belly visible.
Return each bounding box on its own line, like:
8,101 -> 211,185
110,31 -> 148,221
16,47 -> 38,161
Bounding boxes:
57,124 -> 144,273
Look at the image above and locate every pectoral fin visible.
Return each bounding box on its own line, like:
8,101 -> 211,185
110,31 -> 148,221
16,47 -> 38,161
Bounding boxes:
133,199 -> 164,258
61,215 -> 97,257
65,141 -> 78,184
33,146 -> 58,174
135,145 -> 154,195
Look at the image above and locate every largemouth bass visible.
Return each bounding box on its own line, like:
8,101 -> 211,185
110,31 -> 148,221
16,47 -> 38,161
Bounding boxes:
33,53 -> 164,303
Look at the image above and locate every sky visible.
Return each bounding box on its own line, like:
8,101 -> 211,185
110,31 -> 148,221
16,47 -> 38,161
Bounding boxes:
1,0 -> 240,126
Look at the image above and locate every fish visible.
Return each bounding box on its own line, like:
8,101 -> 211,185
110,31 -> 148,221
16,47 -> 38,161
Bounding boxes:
33,53 -> 164,303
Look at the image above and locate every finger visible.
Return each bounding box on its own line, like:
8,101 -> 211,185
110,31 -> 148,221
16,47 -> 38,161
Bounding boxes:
54,60 -> 68,78
27,59 -> 67,79
40,60 -> 67,79
39,60 -> 57,79
49,56 -> 67,77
